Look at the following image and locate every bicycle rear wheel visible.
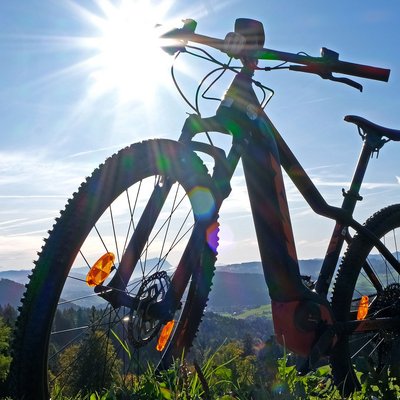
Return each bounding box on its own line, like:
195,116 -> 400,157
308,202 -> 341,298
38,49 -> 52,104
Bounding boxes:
331,204 -> 400,395
10,139 -> 218,399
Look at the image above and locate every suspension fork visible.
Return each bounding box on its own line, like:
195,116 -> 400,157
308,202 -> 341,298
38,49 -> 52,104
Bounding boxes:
113,180 -> 174,290
144,114 -> 240,319
100,114 -> 232,312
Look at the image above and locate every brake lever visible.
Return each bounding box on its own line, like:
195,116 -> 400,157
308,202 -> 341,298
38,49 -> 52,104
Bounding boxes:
328,75 -> 363,92
319,47 -> 363,91
289,65 -> 363,91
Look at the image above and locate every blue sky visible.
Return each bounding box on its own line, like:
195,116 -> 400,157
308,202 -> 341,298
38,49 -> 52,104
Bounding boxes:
0,0 -> 399,270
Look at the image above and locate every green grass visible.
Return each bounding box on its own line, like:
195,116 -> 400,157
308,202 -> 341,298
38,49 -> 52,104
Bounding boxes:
222,304 -> 272,319
6,348 -> 400,400
43,355 -> 400,400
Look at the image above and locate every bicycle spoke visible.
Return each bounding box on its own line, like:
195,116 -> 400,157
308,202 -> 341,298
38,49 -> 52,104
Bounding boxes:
350,332 -> 380,359
360,261 -> 383,293
45,175 -> 203,395
109,204 -> 121,264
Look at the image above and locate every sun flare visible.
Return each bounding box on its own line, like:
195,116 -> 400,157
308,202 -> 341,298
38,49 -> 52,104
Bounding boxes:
81,0 -> 175,103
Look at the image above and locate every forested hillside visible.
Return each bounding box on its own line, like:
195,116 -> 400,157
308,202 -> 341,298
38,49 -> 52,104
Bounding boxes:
0,279 -> 24,309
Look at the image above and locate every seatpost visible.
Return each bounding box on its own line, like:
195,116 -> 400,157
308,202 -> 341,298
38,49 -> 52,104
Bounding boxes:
315,132 -> 379,296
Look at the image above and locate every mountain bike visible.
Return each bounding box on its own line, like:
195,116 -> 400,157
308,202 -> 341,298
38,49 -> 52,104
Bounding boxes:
10,18 -> 400,399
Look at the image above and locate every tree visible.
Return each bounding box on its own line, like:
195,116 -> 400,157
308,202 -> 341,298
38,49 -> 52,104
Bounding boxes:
52,309 -> 75,348
242,333 -> 254,357
0,316 -> 11,383
0,304 -> 17,327
55,328 -> 122,397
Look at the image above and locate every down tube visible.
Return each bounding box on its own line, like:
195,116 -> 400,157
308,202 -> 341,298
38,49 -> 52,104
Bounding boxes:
240,120 -> 307,302
240,115 -> 335,358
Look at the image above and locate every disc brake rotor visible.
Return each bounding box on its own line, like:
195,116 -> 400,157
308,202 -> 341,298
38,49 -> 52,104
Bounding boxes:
128,271 -> 171,348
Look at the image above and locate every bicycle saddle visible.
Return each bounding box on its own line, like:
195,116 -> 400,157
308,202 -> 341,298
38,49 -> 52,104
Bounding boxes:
345,115 -> 400,141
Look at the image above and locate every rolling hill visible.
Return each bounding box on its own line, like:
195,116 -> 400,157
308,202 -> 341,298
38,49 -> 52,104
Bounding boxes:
1,255 -> 394,312
0,278 -> 25,308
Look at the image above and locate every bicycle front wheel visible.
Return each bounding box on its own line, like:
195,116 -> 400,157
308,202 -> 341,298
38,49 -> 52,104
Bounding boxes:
10,139 -> 219,399
331,204 -> 400,395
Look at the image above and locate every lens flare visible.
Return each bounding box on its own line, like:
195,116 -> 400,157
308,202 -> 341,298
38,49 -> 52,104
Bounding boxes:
206,221 -> 219,253
188,186 -> 216,220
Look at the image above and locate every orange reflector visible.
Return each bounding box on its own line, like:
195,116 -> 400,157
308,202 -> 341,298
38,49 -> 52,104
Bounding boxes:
156,320 -> 175,352
86,252 -> 115,287
357,295 -> 369,320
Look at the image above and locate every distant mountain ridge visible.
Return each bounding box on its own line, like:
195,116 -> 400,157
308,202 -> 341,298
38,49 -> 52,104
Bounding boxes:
0,269 -> 31,285
216,259 -> 323,279
0,271 -> 268,312
0,278 -> 25,308
1,255 -> 392,312
0,258 -> 323,311
0,258 -> 323,286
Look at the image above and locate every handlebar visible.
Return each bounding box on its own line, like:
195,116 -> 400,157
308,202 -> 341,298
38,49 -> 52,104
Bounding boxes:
256,47 -> 390,82
160,19 -> 390,87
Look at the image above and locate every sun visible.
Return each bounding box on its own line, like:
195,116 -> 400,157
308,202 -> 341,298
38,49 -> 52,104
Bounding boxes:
80,0 -> 176,103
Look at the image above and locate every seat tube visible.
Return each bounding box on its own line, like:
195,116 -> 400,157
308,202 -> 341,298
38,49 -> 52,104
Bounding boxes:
241,122 -> 306,301
315,138 -> 375,295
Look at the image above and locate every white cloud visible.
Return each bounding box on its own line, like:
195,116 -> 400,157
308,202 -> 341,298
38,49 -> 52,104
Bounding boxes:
0,217 -> 54,232
309,176 -> 399,190
66,143 -> 128,159
0,150 -> 93,195
0,234 -> 44,269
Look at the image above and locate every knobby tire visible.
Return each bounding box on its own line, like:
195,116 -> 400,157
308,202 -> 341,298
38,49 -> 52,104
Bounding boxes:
9,139 -> 218,400
331,204 -> 400,395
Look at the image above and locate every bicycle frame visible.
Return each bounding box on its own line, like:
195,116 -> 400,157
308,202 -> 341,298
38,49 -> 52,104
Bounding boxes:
100,54 -> 399,361
178,65 -> 400,357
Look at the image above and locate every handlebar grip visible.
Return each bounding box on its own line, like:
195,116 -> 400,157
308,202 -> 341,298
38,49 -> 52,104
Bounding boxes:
256,48 -> 390,82
329,60 -> 390,82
